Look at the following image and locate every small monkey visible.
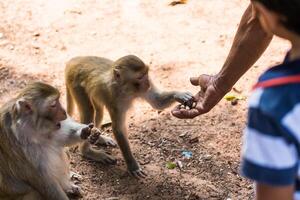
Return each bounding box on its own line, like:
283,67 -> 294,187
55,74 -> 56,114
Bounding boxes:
65,55 -> 193,178
0,82 -> 104,200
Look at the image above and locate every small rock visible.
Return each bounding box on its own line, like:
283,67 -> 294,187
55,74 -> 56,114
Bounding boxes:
60,45 -> 67,51
33,32 -> 40,37
231,99 -> 238,105
203,154 -> 212,161
105,198 -> 119,200
179,132 -> 187,138
151,127 -> 157,132
176,160 -> 183,170
192,102 -> 197,108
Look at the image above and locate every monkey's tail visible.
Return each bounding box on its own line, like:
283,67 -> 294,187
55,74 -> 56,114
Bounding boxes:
66,86 -> 74,115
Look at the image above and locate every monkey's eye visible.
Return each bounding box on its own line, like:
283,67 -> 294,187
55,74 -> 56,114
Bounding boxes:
137,75 -> 144,80
50,101 -> 57,108
137,73 -> 147,80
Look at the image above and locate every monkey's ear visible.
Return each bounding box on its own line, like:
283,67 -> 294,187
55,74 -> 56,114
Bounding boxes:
16,99 -> 33,114
113,69 -> 121,80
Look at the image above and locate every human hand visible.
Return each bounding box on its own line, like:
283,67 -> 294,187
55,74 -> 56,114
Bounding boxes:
172,74 -> 229,119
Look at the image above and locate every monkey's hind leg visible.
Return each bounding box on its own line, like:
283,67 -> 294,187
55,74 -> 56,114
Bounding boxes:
69,86 -> 116,165
66,86 -> 74,116
68,85 -> 94,124
91,99 -> 104,128
80,142 -> 117,164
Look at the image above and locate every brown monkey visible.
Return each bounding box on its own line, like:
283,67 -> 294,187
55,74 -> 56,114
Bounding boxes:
65,55 -> 193,178
0,82 -> 103,200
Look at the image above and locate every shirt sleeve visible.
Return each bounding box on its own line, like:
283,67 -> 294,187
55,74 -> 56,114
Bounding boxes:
241,106 -> 298,186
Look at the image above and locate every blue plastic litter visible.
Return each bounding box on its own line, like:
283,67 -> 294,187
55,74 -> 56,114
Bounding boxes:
182,151 -> 192,158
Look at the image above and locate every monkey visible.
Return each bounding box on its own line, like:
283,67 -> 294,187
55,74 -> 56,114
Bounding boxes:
65,55 -> 193,178
0,82 -> 106,200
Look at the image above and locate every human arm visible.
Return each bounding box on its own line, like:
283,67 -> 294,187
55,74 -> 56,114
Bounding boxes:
172,3 -> 273,118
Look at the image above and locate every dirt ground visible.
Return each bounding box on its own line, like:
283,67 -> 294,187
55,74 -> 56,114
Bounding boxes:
0,0 -> 290,199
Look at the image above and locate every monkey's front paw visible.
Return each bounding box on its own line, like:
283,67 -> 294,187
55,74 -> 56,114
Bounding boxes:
95,135 -> 117,147
88,128 -> 102,144
97,151 -> 117,165
66,185 -> 82,199
80,123 -> 94,140
174,92 -> 194,105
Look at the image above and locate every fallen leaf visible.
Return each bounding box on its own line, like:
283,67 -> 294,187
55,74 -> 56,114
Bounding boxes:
166,162 -> 177,169
169,0 -> 188,6
224,93 -> 246,101
189,137 -> 199,144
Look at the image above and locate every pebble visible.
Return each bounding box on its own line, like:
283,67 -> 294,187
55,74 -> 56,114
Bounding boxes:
179,132 -> 187,138
176,160 -> 183,170
192,102 -> 197,108
105,197 -> 119,200
231,99 -> 238,105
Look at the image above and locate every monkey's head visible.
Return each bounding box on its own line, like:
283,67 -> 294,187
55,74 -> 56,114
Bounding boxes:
12,82 -> 67,135
113,55 -> 150,94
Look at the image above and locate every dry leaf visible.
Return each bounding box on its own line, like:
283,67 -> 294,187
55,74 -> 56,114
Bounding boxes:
224,93 -> 246,101
169,0 -> 188,6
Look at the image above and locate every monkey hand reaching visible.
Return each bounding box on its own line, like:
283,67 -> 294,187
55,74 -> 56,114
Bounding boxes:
173,91 -> 194,106
80,123 -> 101,144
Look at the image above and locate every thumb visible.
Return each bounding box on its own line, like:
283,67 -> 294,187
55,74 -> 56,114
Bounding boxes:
190,77 -> 200,86
190,74 -> 212,88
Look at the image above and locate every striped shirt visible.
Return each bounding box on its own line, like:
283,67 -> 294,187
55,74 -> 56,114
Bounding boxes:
241,53 -> 300,199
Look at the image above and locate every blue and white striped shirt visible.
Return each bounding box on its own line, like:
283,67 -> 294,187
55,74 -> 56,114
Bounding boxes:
241,53 -> 300,199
